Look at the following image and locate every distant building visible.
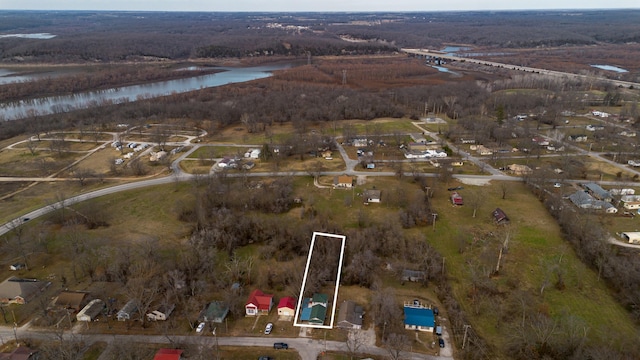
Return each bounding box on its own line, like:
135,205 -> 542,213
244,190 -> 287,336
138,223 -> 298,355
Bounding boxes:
333,175 -> 353,189
583,183 -> 613,202
336,300 -> 364,330
77,299 -> 105,322
492,208 -> 510,225
199,301 -> 229,323
364,189 -> 381,203
0,277 -> 50,305
245,289 -> 273,316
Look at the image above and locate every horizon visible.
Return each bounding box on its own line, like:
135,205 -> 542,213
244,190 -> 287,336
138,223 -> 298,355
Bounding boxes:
0,0 -> 638,13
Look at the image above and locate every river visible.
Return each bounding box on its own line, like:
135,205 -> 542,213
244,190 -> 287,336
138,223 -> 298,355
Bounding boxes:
0,64 -> 290,121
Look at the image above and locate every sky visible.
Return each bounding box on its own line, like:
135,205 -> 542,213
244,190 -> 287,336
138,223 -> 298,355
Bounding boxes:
0,0 -> 638,12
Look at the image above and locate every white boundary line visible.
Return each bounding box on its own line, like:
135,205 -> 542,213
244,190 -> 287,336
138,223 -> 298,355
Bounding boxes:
293,231 -> 347,329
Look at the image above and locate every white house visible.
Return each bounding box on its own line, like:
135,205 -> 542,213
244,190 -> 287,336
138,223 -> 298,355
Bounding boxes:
621,232 -> 640,244
77,299 -> 105,322
146,303 -> 175,321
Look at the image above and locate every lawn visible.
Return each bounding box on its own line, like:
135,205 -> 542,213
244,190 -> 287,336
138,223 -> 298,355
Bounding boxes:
425,181 -> 640,351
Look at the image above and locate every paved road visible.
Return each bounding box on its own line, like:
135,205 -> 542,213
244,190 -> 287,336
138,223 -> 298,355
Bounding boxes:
0,325 -> 446,360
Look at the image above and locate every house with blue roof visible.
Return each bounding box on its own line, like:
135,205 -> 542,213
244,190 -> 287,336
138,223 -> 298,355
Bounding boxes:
404,303 -> 435,332
299,293 -> 328,325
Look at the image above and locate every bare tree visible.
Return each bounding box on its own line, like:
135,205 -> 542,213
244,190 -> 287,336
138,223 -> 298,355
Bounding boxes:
385,332 -> 409,360
344,329 -> 368,359
467,188 -> 486,218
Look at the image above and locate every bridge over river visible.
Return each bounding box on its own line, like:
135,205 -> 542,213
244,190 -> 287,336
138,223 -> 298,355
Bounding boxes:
402,48 -> 639,89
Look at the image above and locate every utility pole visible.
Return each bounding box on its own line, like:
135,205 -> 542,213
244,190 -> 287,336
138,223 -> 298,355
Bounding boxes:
342,70 -> 347,86
462,324 -> 471,349
213,327 -> 219,360
432,213 -> 437,232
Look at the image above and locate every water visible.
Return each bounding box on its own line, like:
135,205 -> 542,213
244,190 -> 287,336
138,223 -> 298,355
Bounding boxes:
0,64 -> 290,121
430,65 -> 459,75
591,64 -> 628,73
440,46 -> 471,54
0,69 -> 60,85
0,33 -> 56,39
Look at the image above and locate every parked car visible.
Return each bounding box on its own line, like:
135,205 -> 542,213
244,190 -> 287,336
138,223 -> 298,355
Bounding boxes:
9,263 -> 25,271
447,186 -> 464,191
264,322 -> 273,335
196,322 -> 206,333
439,338 -> 445,348
433,306 -> 439,316
273,342 -> 288,350
435,326 -> 443,336
258,357 -> 273,360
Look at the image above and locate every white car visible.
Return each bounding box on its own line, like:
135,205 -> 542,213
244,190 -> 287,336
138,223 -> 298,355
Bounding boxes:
196,322 -> 206,333
264,322 -> 273,335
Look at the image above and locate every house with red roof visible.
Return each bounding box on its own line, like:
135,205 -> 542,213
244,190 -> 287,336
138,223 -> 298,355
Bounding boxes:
277,296 -> 297,317
153,348 -> 183,360
245,289 -> 274,316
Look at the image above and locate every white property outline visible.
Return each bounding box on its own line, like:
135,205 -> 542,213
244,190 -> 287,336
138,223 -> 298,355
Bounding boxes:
293,231 -> 347,329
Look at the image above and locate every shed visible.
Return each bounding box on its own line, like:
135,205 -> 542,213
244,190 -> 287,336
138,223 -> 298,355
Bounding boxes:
77,299 -> 105,322
492,208 -> 510,225
451,192 -> 464,205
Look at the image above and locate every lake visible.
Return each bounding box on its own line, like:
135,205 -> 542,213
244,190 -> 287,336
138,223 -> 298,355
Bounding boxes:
0,64 -> 290,121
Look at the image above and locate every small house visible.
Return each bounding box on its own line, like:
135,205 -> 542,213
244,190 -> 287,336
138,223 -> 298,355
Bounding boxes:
277,296 -> 297,317
54,291 -> 88,312
300,293 -> 328,325
199,301 -> 229,323
364,189 -> 381,203
492,208 -> 510,225
147,303 -> 176,321
333,175 -> 353,189
245,289 -> 273,316
403,303 -> 435,332
0,277 -> 50,305
568,134 -> 588,142
117,299 -> 139,321
309,293 -> 328,325
621,232 -> 640,244
336,300 -> 364,330
153,349 -> 183,360
583,183 -> 613,202
401,269 -> 426,283
77,299 -> 105,322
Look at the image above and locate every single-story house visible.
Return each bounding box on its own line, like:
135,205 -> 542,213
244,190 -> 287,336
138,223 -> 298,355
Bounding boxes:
300,293 -> 328,325
507,164 -> 532,175
309,293 -> 328,325
336,300 -> 364,330
245,289 -> 273,316
621,232 -> 640,244
364,189 -> 381,203
333,175 -> 353,189
569,191 -> 618,213
0,277 -> 50,305
77,299 -> 105,322
401,269 -> 426,283
54,291 -> 88,312
149,151 -> 167,162
153,348 -> 183,360
568,134 -> 588,142
583,183 -> 613,202
492,208 -> 510,225
117,299 -> 139,321
277,296 -> 297,317
610,189 -> 635,196
199,301 -> 229,323
404,304 -> 435,332
623,202 -> 640,210
0,346 -> 38,360
476,145 -> 493,156
352,138 -> 369,147
147,303 -> 176,321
